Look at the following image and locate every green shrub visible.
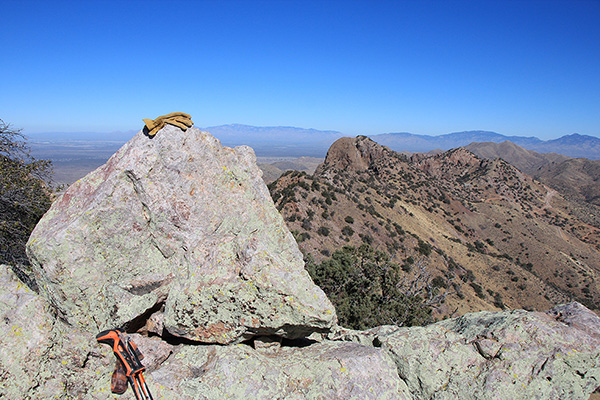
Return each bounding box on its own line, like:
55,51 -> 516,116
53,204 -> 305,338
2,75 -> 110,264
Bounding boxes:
470,282 -> 485,299
305,245 -> 433,329
359,233 -> 373,245
493,293 -> 505,309
415,239 -> 432,256
317,226 -> 330,236
431,276 -> 447,289
292,230 -> 310,243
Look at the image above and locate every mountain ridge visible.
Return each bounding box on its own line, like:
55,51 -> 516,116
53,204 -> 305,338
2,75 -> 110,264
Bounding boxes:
269,136 -> 600,320
465,141 -> 600,221
25,125 -> 600,187
465,140 -> 571,176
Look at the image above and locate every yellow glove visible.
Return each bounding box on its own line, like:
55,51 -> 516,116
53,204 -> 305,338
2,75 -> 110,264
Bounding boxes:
143,112 -> 193,136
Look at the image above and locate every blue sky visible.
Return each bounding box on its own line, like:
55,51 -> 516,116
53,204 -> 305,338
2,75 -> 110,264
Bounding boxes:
2,0 -> 599,139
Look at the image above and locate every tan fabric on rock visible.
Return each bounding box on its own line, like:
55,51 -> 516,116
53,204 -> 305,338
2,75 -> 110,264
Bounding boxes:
143,112 -> 193,136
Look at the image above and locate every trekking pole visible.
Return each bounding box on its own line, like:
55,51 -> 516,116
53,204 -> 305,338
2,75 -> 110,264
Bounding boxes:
123,333 -> 154,400
96,328 -> 154,400
127,374 -> 144,400
133,370 -> 154,400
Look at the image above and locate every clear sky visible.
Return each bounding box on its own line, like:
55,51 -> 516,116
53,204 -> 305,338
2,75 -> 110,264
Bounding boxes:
2,0 -> 599,139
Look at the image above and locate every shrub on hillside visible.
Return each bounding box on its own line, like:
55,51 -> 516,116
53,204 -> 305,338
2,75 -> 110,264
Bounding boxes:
317,226 -> 330,236
341,225 -> 354,237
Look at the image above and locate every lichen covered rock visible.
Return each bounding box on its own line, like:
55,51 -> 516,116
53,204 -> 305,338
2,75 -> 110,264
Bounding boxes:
372,305 -> 600,399
2,262 -> 600,399
0,264 -> 113,399
26,125 -> 335,343
148,340 -> 409,399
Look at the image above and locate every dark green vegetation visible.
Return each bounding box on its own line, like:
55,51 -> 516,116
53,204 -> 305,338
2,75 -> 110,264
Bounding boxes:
0,119 -> 53,288
306,245 -> 434,329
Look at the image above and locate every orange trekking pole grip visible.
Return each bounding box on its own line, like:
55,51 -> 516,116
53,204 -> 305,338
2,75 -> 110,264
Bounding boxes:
96,328 -> 154,400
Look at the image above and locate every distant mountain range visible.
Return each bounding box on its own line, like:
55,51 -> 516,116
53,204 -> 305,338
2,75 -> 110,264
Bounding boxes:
464,141 -> 571,176
369,131 -> 600,160
205,126 -> 600,159
26,125 -> 344,158
27,125 -> 600,159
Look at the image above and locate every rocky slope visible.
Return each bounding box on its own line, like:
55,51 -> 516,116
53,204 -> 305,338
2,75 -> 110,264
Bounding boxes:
466,141 -> 600,230
535,158 -> 600,207
269,136 -> 600,318
1,127 -> 599,399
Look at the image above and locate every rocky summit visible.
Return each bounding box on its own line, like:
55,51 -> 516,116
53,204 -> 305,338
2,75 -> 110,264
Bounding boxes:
1,125 -> 599,399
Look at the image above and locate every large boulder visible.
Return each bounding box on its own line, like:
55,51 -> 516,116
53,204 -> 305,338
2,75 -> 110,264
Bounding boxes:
26,125 -> 335,343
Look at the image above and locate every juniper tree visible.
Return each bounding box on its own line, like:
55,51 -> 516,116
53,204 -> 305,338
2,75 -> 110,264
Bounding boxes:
305,244 -> 436,329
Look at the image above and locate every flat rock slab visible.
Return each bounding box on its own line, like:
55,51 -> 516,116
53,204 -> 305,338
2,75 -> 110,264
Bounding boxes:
27,125 -> 335,343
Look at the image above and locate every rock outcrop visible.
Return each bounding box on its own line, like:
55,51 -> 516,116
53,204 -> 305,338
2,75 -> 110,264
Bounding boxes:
354,307 -> 600,399
1,125 -> 598,399
3,260 -> 600,399
315,135 -> 392,174
148,339 -> 407,399
0,264 -> 114,399
26,125 -> 335,344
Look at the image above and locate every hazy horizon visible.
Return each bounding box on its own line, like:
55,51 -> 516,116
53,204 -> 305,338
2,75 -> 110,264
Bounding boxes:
22,124 -> 600,143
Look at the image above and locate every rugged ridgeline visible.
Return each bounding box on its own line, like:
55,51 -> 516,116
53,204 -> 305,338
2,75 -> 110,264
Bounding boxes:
536,158 -> 600,208
269,136 -> 600,318
1,127 -> 600,399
